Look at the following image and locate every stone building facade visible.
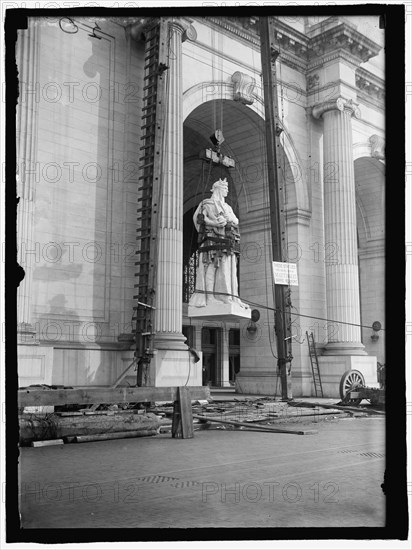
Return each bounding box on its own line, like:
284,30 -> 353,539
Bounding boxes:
16,14 -> 385,397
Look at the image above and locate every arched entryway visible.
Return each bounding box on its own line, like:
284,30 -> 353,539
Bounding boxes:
182,97 -> 306,391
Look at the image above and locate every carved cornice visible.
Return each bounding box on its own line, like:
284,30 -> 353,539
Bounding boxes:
278,52 -> 308,73
200,16 -> 308,72
230,16 -> 260,36
369,134 -> 385,160
202,16 -> 260,49
307,21 -> 381,66
192,16 -> 382,77
312,97 -> 361,120
307,49 -> 366,72
271,20 -> 309,72
355,67 -> 385,104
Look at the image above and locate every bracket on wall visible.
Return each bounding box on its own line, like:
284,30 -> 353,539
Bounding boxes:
231,71 -> 256,106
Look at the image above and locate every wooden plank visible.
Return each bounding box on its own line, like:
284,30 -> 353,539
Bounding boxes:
288,400 -> 385,415
73,430 -> 158,443
193,415 -> 318,435
180,387 -> 194,439
172,387 -> 194,439
32,439 -> 64,447
18,386 -> 210,408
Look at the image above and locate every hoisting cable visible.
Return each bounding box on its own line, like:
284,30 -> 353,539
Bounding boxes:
192,289 -> 385,332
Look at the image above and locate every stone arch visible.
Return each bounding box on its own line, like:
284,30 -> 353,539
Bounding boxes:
183,81 -> 310,217
183,81 -> 265,121
183,97 -> 265,219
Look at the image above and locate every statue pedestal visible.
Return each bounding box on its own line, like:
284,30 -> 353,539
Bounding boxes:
188,301 -> 251,321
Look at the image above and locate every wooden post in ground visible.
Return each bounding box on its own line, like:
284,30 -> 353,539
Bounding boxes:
172,387 -> 194,439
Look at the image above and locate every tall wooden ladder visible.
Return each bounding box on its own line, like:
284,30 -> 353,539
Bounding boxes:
133,18 -> 168,386
306,331 -> 324,397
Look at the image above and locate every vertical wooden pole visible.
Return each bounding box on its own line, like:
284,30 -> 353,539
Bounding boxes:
259,17 -> 293,400
171,387 -> 194,438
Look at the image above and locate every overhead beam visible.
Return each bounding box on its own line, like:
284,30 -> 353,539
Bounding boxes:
18,386 -> 210,408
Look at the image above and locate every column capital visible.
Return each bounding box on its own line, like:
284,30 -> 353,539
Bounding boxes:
312,97 -> 361,120
168,18 -> 197,42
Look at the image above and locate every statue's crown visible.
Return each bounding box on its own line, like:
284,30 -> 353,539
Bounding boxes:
211,177 -> 228,192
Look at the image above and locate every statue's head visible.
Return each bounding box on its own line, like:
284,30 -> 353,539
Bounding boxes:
211,178 -> 228,195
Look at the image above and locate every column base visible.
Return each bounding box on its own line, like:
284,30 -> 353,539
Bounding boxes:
317,355 -> 378,398
323,342 -> 367,356
153,332 -> 188,351
150,349 -> 202,387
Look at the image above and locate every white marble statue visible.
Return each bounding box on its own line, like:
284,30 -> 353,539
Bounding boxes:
189,178 -> 248,309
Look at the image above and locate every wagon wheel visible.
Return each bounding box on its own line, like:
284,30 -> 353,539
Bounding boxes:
339,369 -> 365,405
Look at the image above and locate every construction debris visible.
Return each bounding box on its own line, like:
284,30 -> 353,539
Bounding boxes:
149,392 -> 384,435
193,415 -> 318,435
18,388 -> 385,445
289,400 -> 385,415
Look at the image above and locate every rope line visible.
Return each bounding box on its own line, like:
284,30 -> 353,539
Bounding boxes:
190,290 -> 385,332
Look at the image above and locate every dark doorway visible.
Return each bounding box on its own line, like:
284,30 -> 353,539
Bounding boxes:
229,328 -> 240,384
201,327 -> 220,386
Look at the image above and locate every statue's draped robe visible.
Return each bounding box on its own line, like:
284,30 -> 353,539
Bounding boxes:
189,198 -> 241,307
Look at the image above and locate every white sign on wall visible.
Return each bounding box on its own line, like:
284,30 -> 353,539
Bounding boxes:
272,262 -> 299,286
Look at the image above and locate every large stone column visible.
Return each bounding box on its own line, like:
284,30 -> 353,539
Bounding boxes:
16,19 -> 39,345
153,18 -> 188,351
151,19 -> 201,386
312,97 -> 366,356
